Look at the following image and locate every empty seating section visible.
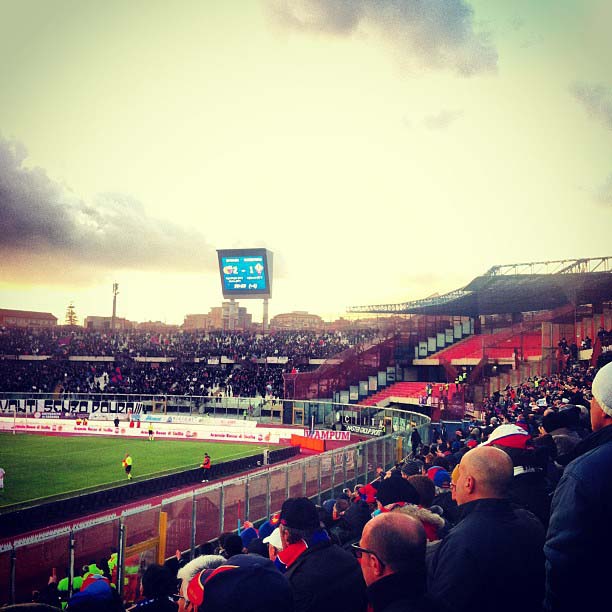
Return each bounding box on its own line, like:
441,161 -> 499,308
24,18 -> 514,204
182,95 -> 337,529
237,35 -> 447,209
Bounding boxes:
431,329 -> 542,361
434,332 -> 510,361
486,332 -> 542,359
361,381 -> 455,406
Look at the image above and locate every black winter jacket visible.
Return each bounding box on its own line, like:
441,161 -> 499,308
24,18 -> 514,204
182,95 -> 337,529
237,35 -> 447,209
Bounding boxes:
427,498 -> 545,612
285,539 -> 367,612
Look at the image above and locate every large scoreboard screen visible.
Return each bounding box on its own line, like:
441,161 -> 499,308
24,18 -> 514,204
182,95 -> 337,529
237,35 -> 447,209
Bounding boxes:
217,248 -> 273,299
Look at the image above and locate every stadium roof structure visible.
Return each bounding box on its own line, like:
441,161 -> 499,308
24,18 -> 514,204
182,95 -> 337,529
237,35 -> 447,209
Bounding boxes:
348,257 -> 612,317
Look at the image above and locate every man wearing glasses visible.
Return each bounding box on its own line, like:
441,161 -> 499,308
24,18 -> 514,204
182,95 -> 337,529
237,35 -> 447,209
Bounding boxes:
352,512 -> 436,612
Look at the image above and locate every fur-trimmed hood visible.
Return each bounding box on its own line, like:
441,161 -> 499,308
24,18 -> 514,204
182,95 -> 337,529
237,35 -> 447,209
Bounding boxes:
395,504 -> 446,541
177,554 -> 226,583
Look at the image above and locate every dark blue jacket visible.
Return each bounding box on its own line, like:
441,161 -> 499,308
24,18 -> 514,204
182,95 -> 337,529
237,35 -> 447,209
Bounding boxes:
544,425 -> 612,611
427,498 -> 545,612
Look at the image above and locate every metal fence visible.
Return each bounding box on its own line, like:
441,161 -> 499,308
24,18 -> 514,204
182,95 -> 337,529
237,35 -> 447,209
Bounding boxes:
0,403 -> 429,605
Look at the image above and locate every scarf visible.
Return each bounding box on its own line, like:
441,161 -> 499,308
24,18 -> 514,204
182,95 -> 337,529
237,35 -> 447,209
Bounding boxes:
274,540 -> 307,573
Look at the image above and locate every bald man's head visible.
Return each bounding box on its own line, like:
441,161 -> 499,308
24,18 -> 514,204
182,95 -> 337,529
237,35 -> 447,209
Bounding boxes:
361,512 -> 426,576
455,446 -> 513,504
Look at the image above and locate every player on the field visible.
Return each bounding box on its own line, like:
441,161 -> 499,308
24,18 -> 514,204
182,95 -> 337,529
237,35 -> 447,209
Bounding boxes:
201,452 -> 211,482
122,452 -> 133,480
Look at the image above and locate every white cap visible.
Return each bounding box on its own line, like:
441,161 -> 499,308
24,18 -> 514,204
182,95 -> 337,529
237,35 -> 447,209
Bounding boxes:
592,361 -> 612,417
262,527 -> 283,550
480,423 -> 530,449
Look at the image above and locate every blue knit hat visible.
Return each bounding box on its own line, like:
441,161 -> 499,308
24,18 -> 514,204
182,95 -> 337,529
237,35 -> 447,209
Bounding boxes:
258,512 -> 280,540
432,469 -> 451,489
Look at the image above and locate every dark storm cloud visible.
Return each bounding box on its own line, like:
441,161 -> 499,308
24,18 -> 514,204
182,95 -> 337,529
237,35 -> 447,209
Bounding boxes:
0,136 -> 216,275
570,82 -> 612,130
265,0 -> 497,75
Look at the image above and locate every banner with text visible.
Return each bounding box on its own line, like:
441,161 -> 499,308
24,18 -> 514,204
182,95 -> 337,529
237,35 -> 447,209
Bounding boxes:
0,398 -> 144,415
303,429 -> 351,441
346,424 -> 384,437
0,418 -> 294,444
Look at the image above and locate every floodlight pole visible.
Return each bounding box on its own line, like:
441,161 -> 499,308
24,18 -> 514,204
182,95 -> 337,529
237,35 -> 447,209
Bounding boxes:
229,299 -> 236,330
111,282 -> 119,331
262,298 -> 269,334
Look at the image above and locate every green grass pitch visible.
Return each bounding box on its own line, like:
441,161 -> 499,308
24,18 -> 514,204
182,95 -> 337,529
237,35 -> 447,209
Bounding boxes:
0,432 -> 267,511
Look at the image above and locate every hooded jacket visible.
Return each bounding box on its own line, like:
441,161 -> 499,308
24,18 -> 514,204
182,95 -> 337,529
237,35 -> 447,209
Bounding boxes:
396,504 -> 446,542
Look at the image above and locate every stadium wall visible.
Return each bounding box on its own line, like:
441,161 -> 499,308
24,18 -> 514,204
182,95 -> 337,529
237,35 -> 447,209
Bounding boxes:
0,416 -> 297,444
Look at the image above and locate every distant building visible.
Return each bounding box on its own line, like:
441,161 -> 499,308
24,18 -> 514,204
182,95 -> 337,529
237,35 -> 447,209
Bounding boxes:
213,302 -> 253,331
84,316 -> 133,331
327,317 -> 353,331
183,314 -> 212,330
0,309 -> 58,328
270,311 -> 324,330
184,303 -> 253,331
136,321 -> 179,332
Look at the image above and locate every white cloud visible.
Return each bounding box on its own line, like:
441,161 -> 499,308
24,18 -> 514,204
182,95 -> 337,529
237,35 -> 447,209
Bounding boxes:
570,82 -> 612,130
422,109 -> 464,130
265,0 -> 498,75
595,173 -> 612,206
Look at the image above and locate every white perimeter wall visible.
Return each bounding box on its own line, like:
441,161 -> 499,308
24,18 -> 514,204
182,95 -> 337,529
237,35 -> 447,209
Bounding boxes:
0,417 -> 299,444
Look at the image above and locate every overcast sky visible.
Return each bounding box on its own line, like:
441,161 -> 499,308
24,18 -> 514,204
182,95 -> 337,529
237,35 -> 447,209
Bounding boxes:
1,0 -> 611,325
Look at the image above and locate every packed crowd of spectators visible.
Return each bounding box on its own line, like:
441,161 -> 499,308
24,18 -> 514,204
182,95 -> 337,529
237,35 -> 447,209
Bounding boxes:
480,368 -> 594,424
0,328 -> 381,360
0,360 -> 289,398
0,328 -> 383,397
6,358 -> 612,611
